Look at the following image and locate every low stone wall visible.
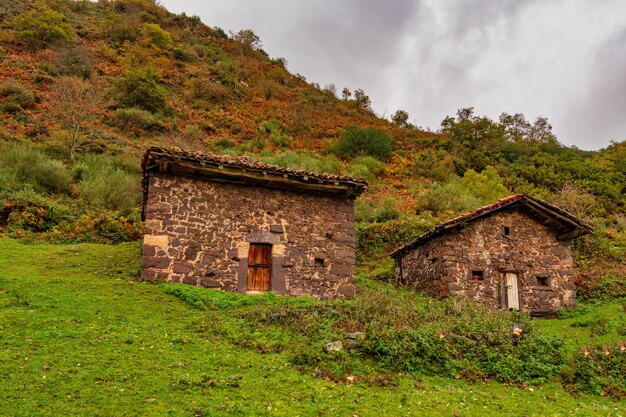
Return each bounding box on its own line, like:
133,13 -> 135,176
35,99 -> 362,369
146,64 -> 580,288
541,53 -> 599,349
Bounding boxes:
398,208 -> 576,314
141,172 -> 356,299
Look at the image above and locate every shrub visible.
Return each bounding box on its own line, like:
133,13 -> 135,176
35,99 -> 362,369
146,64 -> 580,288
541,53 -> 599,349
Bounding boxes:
411,148 -> 457,181
188,79 -> 231,103
116,67 -> 167,113
54,45 -> 92,79
113,108 -> 162,133
355,197 -> 402,223
258,119 -> 293,149
0,144 -> 71,194
141,23 -> 172,48
333,126 -> 393,161
562,347 -> 626,397
0,83 -> 36,109
0,187 -> 73,233
348,156 -> 385,181
72,154 -> 141,212
12,0 -> 76,49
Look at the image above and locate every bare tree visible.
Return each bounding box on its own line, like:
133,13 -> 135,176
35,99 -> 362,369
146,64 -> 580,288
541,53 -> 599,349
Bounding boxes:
50,76 -> 100,162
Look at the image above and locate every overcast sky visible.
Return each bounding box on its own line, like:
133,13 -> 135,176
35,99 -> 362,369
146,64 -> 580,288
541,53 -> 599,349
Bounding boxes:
161,0 -> 626,150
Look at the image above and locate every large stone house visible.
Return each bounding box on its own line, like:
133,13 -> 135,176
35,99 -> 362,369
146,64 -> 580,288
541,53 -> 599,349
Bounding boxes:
390,195 -> 592,316
140,146 -> 367,299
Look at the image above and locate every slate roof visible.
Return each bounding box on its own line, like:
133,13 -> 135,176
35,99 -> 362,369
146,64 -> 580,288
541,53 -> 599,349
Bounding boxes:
390,194 -> 593,259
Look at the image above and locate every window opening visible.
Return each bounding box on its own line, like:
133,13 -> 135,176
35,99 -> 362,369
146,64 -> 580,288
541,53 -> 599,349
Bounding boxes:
314,257 -> 325,267
537,276 -> 549,286
503,226 -> 511,236
471,270 -> 484,281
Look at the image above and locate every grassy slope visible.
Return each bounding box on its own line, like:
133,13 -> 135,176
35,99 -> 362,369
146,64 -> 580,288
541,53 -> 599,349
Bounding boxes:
1,238 -> 624,417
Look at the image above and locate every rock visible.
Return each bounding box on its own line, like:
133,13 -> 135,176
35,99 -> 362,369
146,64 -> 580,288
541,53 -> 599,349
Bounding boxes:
323,341 -> 343,353
343,332 -> 366,349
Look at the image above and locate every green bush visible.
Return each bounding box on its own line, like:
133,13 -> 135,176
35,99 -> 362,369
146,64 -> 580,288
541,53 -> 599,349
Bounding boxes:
348,156 -> 385,181
72,154 -> 141,212
141,23 -> 172,48
113,108 -> 163,132
116,67 -> 167,113
0,187 -> 73,233
333,125 -> 393,160
355,197 -> 402,223
258,119 -> 293,149
562,347 -> 626,397
12,1 -> 76,49
411,148 -> 457,181
0,83 -> 36,109
0,144 -> 71,194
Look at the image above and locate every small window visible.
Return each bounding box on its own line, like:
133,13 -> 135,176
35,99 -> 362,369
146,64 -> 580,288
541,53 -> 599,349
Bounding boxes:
502,226 -> 511,236
314,258 -> 325,267
471,270 -> 484,281
537,276 -> 549,287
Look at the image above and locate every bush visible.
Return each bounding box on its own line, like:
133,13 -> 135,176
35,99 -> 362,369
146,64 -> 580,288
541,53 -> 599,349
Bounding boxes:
54,45 -> 92,79
258,119 -> 293,149
113,108 -> 163,132
0,144 -> 71,194
116,67 -> 167,113
355,198 -> 402,223
141,23 -> 172,49
72,154 -> 141,212
0,83 -> 36,109
0,187 -> 73,233
411,148 -> 457,181
333,126 -> 393,160
188,79 -> 231,103
12,0 -> 76,49
348,156 -> 385,181
562,347 -> 626,397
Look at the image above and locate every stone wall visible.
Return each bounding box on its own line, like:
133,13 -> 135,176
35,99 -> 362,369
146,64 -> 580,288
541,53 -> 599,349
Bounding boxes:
141,171 -> 356,299
399,208 -> 576,315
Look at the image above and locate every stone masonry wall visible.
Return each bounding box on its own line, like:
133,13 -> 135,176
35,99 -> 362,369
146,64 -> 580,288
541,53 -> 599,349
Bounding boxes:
399,208 -> 576,315
141,172 -> 356,299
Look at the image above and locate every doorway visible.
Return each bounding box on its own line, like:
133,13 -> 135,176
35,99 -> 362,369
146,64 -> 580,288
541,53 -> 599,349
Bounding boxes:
247,244 -> 271,292
504,272 -> 520,310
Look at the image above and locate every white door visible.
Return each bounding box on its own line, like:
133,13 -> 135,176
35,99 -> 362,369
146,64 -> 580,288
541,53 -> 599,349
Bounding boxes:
505,272 -> 519,310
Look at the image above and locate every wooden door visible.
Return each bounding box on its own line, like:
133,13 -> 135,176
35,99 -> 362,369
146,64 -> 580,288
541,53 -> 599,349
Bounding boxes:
247,244 -> 271,292
505,272 -> 519,310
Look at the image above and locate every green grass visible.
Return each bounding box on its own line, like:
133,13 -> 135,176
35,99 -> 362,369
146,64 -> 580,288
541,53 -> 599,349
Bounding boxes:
535,300 -> 626,348
1,238 -> 625,416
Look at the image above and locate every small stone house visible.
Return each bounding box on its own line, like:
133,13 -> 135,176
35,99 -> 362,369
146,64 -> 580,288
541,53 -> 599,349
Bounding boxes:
390,195 -> 592,316
140,146 -> 367,299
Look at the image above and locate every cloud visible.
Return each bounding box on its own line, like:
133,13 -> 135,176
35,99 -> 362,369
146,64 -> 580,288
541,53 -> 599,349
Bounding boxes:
161,0 -> 626,149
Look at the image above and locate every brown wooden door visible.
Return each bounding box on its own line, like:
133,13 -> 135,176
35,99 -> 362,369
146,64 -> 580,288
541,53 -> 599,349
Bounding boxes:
247,244 -> 271,292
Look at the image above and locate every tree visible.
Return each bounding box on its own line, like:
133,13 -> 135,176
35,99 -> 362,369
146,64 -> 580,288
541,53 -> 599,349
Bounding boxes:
50,76 -> 100,162
391,109 -> 409,127
441,107 -> 505,149
333,125 -> 393,160
230,29 -> 262,55
353,88 -> 371,110
499,112 -> 557,143
341,87 -> 351,101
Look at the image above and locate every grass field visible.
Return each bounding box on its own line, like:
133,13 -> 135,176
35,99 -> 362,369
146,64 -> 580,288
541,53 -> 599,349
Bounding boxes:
1,238 -> 624,416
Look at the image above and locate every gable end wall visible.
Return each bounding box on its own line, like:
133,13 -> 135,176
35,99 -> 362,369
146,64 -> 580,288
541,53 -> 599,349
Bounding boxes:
399,209 -> 576,314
